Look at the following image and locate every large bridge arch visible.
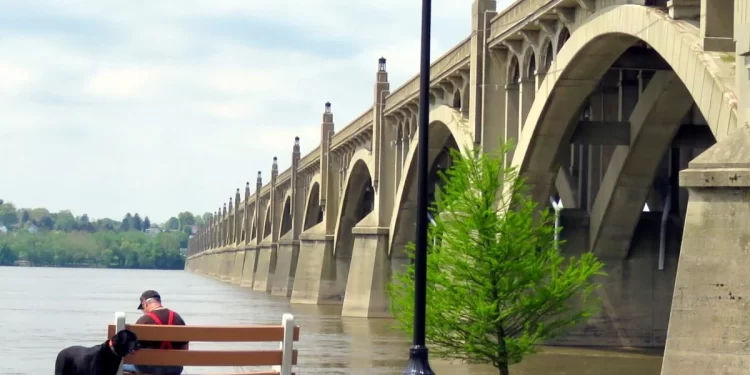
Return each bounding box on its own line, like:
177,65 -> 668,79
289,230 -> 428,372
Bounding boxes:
388,105 -> 475,257
501,1 -> 740,280
261,201 -> 272,240
512,4 -> 737,209
496,5 -> 739,350
333,149 -> 375,258
302,173 -> 323,231
521,44 -> 536,81
279,193 -> 292,238
511,5 -> 736,259
250,207 -> 258,240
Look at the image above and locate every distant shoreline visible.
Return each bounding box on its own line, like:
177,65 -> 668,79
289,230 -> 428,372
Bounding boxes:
5,261 -> 183,270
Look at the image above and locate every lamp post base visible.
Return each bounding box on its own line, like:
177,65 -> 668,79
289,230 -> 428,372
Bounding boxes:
402,345 -> 435,375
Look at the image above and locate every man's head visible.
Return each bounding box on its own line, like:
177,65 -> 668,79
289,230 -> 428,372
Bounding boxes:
137,290 -> 162,312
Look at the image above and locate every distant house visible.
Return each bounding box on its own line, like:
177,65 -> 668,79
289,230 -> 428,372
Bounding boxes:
0,225 -> 7,234
146,227 -> 162,235
27,224 -> 38,233
190,225 -> 199,235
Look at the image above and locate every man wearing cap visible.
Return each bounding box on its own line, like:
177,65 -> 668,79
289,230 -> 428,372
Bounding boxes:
122,290 -> 188,375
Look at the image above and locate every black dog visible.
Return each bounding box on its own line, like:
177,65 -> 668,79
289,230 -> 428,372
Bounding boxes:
55,329 -> 140,375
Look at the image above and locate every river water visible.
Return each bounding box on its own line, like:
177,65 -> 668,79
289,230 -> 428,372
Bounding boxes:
0,266 -> 663,374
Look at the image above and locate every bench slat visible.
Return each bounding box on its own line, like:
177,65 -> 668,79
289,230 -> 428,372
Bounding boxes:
123,349 -> 298,366
108,324 -> 300,342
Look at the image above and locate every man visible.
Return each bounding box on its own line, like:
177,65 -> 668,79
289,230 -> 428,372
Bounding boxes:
122,290 -> 189,375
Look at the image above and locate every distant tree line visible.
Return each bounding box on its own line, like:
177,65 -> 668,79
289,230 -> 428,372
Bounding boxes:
0,199 -> 213,270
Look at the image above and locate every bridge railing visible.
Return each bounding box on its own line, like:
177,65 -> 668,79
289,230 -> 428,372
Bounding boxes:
384,37 -> 472,115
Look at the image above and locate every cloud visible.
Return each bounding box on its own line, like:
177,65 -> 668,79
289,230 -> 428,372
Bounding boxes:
0,0 -> 512,223
0,62 -> 36,93
85,66 -> 162,97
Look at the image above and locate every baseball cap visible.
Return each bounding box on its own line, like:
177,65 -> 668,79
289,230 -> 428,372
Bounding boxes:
137,290 -> 161,310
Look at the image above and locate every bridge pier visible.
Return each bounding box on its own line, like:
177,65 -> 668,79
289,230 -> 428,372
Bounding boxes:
221,251 -> 228,280
341,226 -> 391,318
240,248 -> 257,288
662,127 -> 750,375
290,232 -> 342,304
216,254 -> 223,278
220,250 -> 233,282
211,252 -> 221,279
271,239 -> 299,297
253,243 -> 276,293
229,249 -> 245,284
215,253 -> 223,279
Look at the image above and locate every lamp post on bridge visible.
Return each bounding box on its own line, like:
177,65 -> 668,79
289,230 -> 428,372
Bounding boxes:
403,0 -> 434,373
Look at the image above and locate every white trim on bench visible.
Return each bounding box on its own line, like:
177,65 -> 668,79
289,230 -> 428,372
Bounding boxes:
271,313 -> 295,375
115,312 -> 126,375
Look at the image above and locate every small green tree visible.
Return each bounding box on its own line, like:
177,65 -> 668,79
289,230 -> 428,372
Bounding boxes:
166,217 -> 180,231
120,213 -> 133,232
0,202 -> 18,227
388,141 -> 605,375
177,211 -> 196,230
20,210 -> 30,225
54,210 -> 78,232
133,213 -> 143,232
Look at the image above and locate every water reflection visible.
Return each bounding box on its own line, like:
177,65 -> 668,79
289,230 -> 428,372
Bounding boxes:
0,267 -> 663,374
341,316 -> 407,372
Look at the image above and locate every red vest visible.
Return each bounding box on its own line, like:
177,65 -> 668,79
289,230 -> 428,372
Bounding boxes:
145,310 -> 176,350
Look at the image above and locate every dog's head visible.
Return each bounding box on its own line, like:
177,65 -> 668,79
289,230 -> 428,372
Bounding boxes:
109,329 -> 140,357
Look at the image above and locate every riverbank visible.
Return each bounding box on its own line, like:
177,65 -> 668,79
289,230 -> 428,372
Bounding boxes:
3,262 -> 184,270
0,229 -> 186,269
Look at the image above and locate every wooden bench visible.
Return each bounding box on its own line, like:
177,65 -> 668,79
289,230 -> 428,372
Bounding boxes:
108,312 -> 299,375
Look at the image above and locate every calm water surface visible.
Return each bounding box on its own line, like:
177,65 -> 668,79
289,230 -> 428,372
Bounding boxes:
0,267 -> 663,374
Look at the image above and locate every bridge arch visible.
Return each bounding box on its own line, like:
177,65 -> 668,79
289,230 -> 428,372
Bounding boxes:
333,149 -> 375,258
511,4 -> 735,258
261,201 -> 272,240
540,36 -> 554,73
302,173 -> 323,231
279,194 -> 292,238
507,54 -> 520,84
555,26 -> 570,56
452,89 -> 462,111
250,206 -> 258,240
522,45 -> 536,80
388,105 -> 475,257
239,207 -> 247,243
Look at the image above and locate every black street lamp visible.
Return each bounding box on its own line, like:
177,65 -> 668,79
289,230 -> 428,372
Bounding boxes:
403,0 -> 434,373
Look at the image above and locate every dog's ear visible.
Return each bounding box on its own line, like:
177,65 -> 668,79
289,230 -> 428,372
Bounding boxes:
112,329 -> 126,344
110,329 -> 140,356
112,329 -> 137,344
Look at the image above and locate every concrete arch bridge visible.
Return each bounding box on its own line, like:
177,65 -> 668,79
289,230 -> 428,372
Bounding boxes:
186,1 -> 749,373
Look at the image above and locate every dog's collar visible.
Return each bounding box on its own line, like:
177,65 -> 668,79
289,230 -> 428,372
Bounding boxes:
108,339 -> 118,355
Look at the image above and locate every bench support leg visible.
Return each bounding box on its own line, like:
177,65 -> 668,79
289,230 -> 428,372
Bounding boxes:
115,312 -> 126,375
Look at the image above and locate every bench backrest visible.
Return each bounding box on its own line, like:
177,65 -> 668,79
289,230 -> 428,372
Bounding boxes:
108,312 -> 299,374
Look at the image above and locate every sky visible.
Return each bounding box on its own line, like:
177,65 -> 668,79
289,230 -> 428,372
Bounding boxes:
0,0 -> 512,224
